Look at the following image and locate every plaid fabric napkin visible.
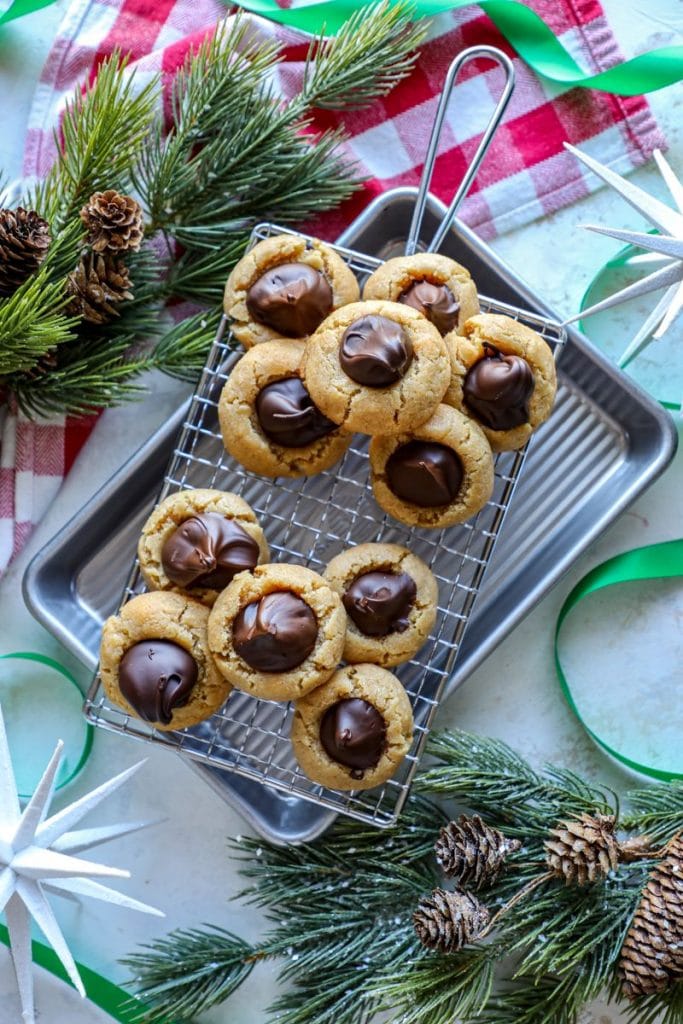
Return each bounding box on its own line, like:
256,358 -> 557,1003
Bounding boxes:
0,0 -> 666,574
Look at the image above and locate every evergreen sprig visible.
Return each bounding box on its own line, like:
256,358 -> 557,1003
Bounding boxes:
122,926 -> 257,1022
1,2 -> 425,417
123,730 -> 683,1024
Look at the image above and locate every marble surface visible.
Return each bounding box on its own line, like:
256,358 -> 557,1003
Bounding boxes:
0,2 -> 682,1021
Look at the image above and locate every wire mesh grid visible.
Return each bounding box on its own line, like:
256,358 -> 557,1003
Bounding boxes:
85,222 -> 566,828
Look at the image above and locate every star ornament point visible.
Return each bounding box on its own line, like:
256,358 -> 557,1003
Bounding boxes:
0,705 -> 162,1023
563,142 -> 683,369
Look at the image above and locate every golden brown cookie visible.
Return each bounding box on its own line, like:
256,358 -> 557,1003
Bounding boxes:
444,313 -> 557,451
99,591 -> 231,731
362,253 -> 479,336
324,543 -> 438,667
369,404 -> 494,528
217,340 -> 352,478
301,300 -> 450,436
207,563 -> 346,701
138,489 -> 269,606
290,663 -> 414,791
223,234 -> 360,348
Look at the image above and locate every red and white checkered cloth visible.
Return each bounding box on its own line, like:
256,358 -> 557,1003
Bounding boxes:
0,0 -> 666,574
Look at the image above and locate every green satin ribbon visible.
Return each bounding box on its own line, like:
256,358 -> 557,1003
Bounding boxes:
0,651 -> 93,797
555,539 -> 683,781
231,0 -> 683,95
0,923 -> 163,1023
0,0 -> 57,26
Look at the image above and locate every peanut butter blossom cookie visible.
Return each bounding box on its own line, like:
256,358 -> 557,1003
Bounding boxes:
369,404 -> 494,528
99,591 -> 231,731
218,340 -> 352,477
324,543 -> 438,667
290,663 -> 414,790
207,563 -> 346,701
362,253 -> 480,336
223,234 -> 359,347
302,300 -> 450,436
138,489 -> 269,605
444,312 -> 557,451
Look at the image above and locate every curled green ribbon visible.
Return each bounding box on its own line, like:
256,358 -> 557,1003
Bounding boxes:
0,651 -> 93,797
0,923 -> 163,1023
232,0 -> 683,95
0,0 -> 57,26
555,539 -> 683,781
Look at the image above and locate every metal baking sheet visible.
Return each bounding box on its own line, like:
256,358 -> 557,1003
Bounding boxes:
80,221 -> 565,832
24,187 -> 677,843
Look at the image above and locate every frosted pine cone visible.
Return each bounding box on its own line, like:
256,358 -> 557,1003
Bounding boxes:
618,832 -> 683,1000
544,813 -> 620,886
413,888 -> 490,953
435,815 -> 521,889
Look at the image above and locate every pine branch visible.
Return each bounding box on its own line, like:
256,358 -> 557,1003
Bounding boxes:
480,972 -> 591,1024
300,1 -> 426,111
150,309 -> 222,382
0,270 -> 75,375
30,53 -> 158,234
418,731 -> 615,832
122,926 -> 258,1023
374,946 -> 498,1024
624,781 -> 683,843
123,733 -> 682,1024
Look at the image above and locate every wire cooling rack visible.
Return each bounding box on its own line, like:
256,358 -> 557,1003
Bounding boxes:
85,222 -> 566,828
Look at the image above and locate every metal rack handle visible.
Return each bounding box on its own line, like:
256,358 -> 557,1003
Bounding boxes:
405,45 -> 515,256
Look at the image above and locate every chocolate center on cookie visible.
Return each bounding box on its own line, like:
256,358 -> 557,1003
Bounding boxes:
255,377 -> 337,447
161,513 -> 260,590
340,314 -> 413,387
119,639 -> 198,726
233,591 -> 317,672
319,697 -> 387,777
398,279 -> 459,335
246,262 -> 333,337
343,570 -> 416,637
386,440 -> 463,507
463,343 -> 534,430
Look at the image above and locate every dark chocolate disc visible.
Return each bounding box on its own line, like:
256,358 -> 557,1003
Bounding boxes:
463,344 -> 534,430
319,697 -> 387,776
343,570 -> 416,637
161,513 -> 260,590
398,279 -> 459,335
233,591 -> 317,672
339,315 -> 413,387
255,377 -> 337,448
118,639 -> 198,725
386,440 -> 463,507
246,262 -> 333,337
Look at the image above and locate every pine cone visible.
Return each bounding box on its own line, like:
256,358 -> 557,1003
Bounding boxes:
413,888 -> 490,953
435,815 -> 521,890
80,190 -> 143,253
65,252 -> 133,324
618,833 -> 683,1000
544,813 -> 619,886
0,207 -> 51,297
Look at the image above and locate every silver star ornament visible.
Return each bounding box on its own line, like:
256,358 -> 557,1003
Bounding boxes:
0,704 -> 163,1023
563,142 -> 683,369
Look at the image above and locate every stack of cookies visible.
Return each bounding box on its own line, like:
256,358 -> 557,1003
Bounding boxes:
100,489 -> 441,791
219,235 -> 558,529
